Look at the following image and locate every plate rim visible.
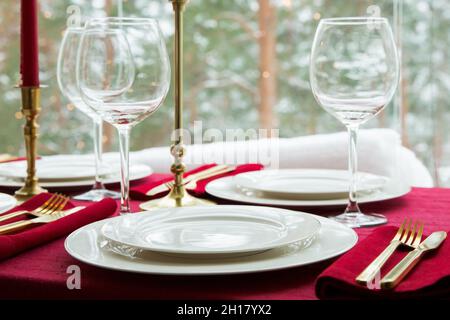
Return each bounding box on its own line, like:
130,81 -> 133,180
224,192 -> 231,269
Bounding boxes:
0,192 -> 17,213
64,213 -> 358,276
0,161 -> 113,181
0,164 -> 152,188
206,175 -> 411,207
100,205 -> 322,255
234,168 -> 388,196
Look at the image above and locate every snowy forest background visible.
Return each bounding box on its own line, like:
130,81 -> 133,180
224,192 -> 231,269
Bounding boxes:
0,0 -> 449,186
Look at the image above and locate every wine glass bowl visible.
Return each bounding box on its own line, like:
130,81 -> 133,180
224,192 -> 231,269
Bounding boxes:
311,17 -> 398,127
78,18 -> 170,128
77,18 -> 170,214
57,28 -> 121,201
57,29 -> 97,118
310,17 -> 399,228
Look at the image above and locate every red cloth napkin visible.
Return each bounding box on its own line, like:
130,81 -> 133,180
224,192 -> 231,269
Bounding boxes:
0,156 -> 27,163
130,163 -> 264,201
0,193 -> 117,261
0,156 -> 41,163
315,226 -> 450,299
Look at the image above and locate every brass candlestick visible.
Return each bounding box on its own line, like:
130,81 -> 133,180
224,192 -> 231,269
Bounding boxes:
14,86 -> 46,201
140,0 -> 214,210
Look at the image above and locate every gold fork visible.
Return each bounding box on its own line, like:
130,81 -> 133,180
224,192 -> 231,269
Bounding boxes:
0,196 -> 75,235
0,193 -> 67,223
356,218 -> 424,285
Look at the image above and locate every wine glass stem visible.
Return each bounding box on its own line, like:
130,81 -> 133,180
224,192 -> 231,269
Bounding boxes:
345,125 -> 361,215
118,126 -> 131,214
92,117 -> 105,190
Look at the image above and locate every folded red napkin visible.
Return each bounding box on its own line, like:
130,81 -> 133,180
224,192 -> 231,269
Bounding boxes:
130,163 -> 264,201
0,193 -> 117,261
315,226 -> 450,299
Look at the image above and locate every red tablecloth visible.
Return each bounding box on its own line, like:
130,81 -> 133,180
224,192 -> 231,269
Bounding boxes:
0,186 -> 449,299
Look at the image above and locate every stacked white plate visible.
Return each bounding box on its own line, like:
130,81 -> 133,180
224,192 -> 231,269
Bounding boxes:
206,169 -> 411,207
0,193 -> 17,214
65,205 -> 358,275
0,156 -> 152,189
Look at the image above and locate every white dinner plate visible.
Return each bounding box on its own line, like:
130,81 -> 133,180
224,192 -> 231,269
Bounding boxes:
234,169 -> 388,200
65,214 -> 357,275
101,206 -> 321,256
0,193 -> 17,214
0,164 -> 152,188
206,176 -> 411,207
0,159 -> 112,182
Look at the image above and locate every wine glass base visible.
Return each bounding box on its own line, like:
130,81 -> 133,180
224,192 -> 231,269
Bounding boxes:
73,189 -> 121,202
329,212 -> 387,228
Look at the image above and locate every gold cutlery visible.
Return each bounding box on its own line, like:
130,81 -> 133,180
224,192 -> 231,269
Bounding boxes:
380,231 -> 447,289
145,165 -> 233,196
166,166 -> 236,191
356,218 -> 424,285
0,193 -> 68,223
0,206 -> 85,235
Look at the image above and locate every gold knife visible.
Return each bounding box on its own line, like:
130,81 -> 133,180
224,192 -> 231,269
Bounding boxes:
0,206 -> 85,235
184,166 -> 236,190
380,231 -> 447,289
145,165 -> 230,196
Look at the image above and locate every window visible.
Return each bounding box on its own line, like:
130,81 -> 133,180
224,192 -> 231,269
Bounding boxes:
0,0 -> 448,186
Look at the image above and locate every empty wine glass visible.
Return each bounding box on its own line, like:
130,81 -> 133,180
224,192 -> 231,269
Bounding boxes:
310,17 -> 399,227
57,28 -> 121,201
77,18 -> 170,214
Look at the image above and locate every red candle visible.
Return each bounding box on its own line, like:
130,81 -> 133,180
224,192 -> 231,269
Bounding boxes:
20,0 -> 40,87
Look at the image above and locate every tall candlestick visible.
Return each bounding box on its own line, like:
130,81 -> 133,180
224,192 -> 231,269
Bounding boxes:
16,0 -> 45,201
20,0 -> 40,87
139,0 -> 214,210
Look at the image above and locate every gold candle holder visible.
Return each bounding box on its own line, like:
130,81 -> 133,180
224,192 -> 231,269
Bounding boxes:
14,86 -> 47,201
140,0 -> 214,210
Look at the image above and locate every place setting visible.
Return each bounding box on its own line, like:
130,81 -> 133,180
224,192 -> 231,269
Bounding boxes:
65,205 -> 358,275
0,156 -> 152,192
0,0 -> 449,303
0,192 -> 117,260
205,168 -> 410,209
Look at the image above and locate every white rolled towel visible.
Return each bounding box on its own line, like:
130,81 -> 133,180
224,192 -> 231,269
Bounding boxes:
130,128 -> 433,188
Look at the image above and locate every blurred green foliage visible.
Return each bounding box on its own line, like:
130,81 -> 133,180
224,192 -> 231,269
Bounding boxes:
0,0 -> 449,185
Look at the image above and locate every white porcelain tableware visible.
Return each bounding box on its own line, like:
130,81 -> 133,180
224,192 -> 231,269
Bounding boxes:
0,193 -> 17,214
0,159 -> 112,182
206,176 -> 410,207
234,169 -> 388,200
0,164 -> 152,189
101,206 -> 321,256
65,214 -> 357,275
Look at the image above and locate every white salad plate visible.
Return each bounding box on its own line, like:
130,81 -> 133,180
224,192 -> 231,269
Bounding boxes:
65,214 -> 357,275
0,159 -> 112,182
206,176 -> 411,207
0,193 -> 17,214
101,206 -> 321,256
0,164 -> 151,188
234,169 -> 388,200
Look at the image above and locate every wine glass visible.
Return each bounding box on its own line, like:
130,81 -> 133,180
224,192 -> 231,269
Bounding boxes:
57,28 -> 121,201
310,17 -> 399,228
77,18 -> 170,214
